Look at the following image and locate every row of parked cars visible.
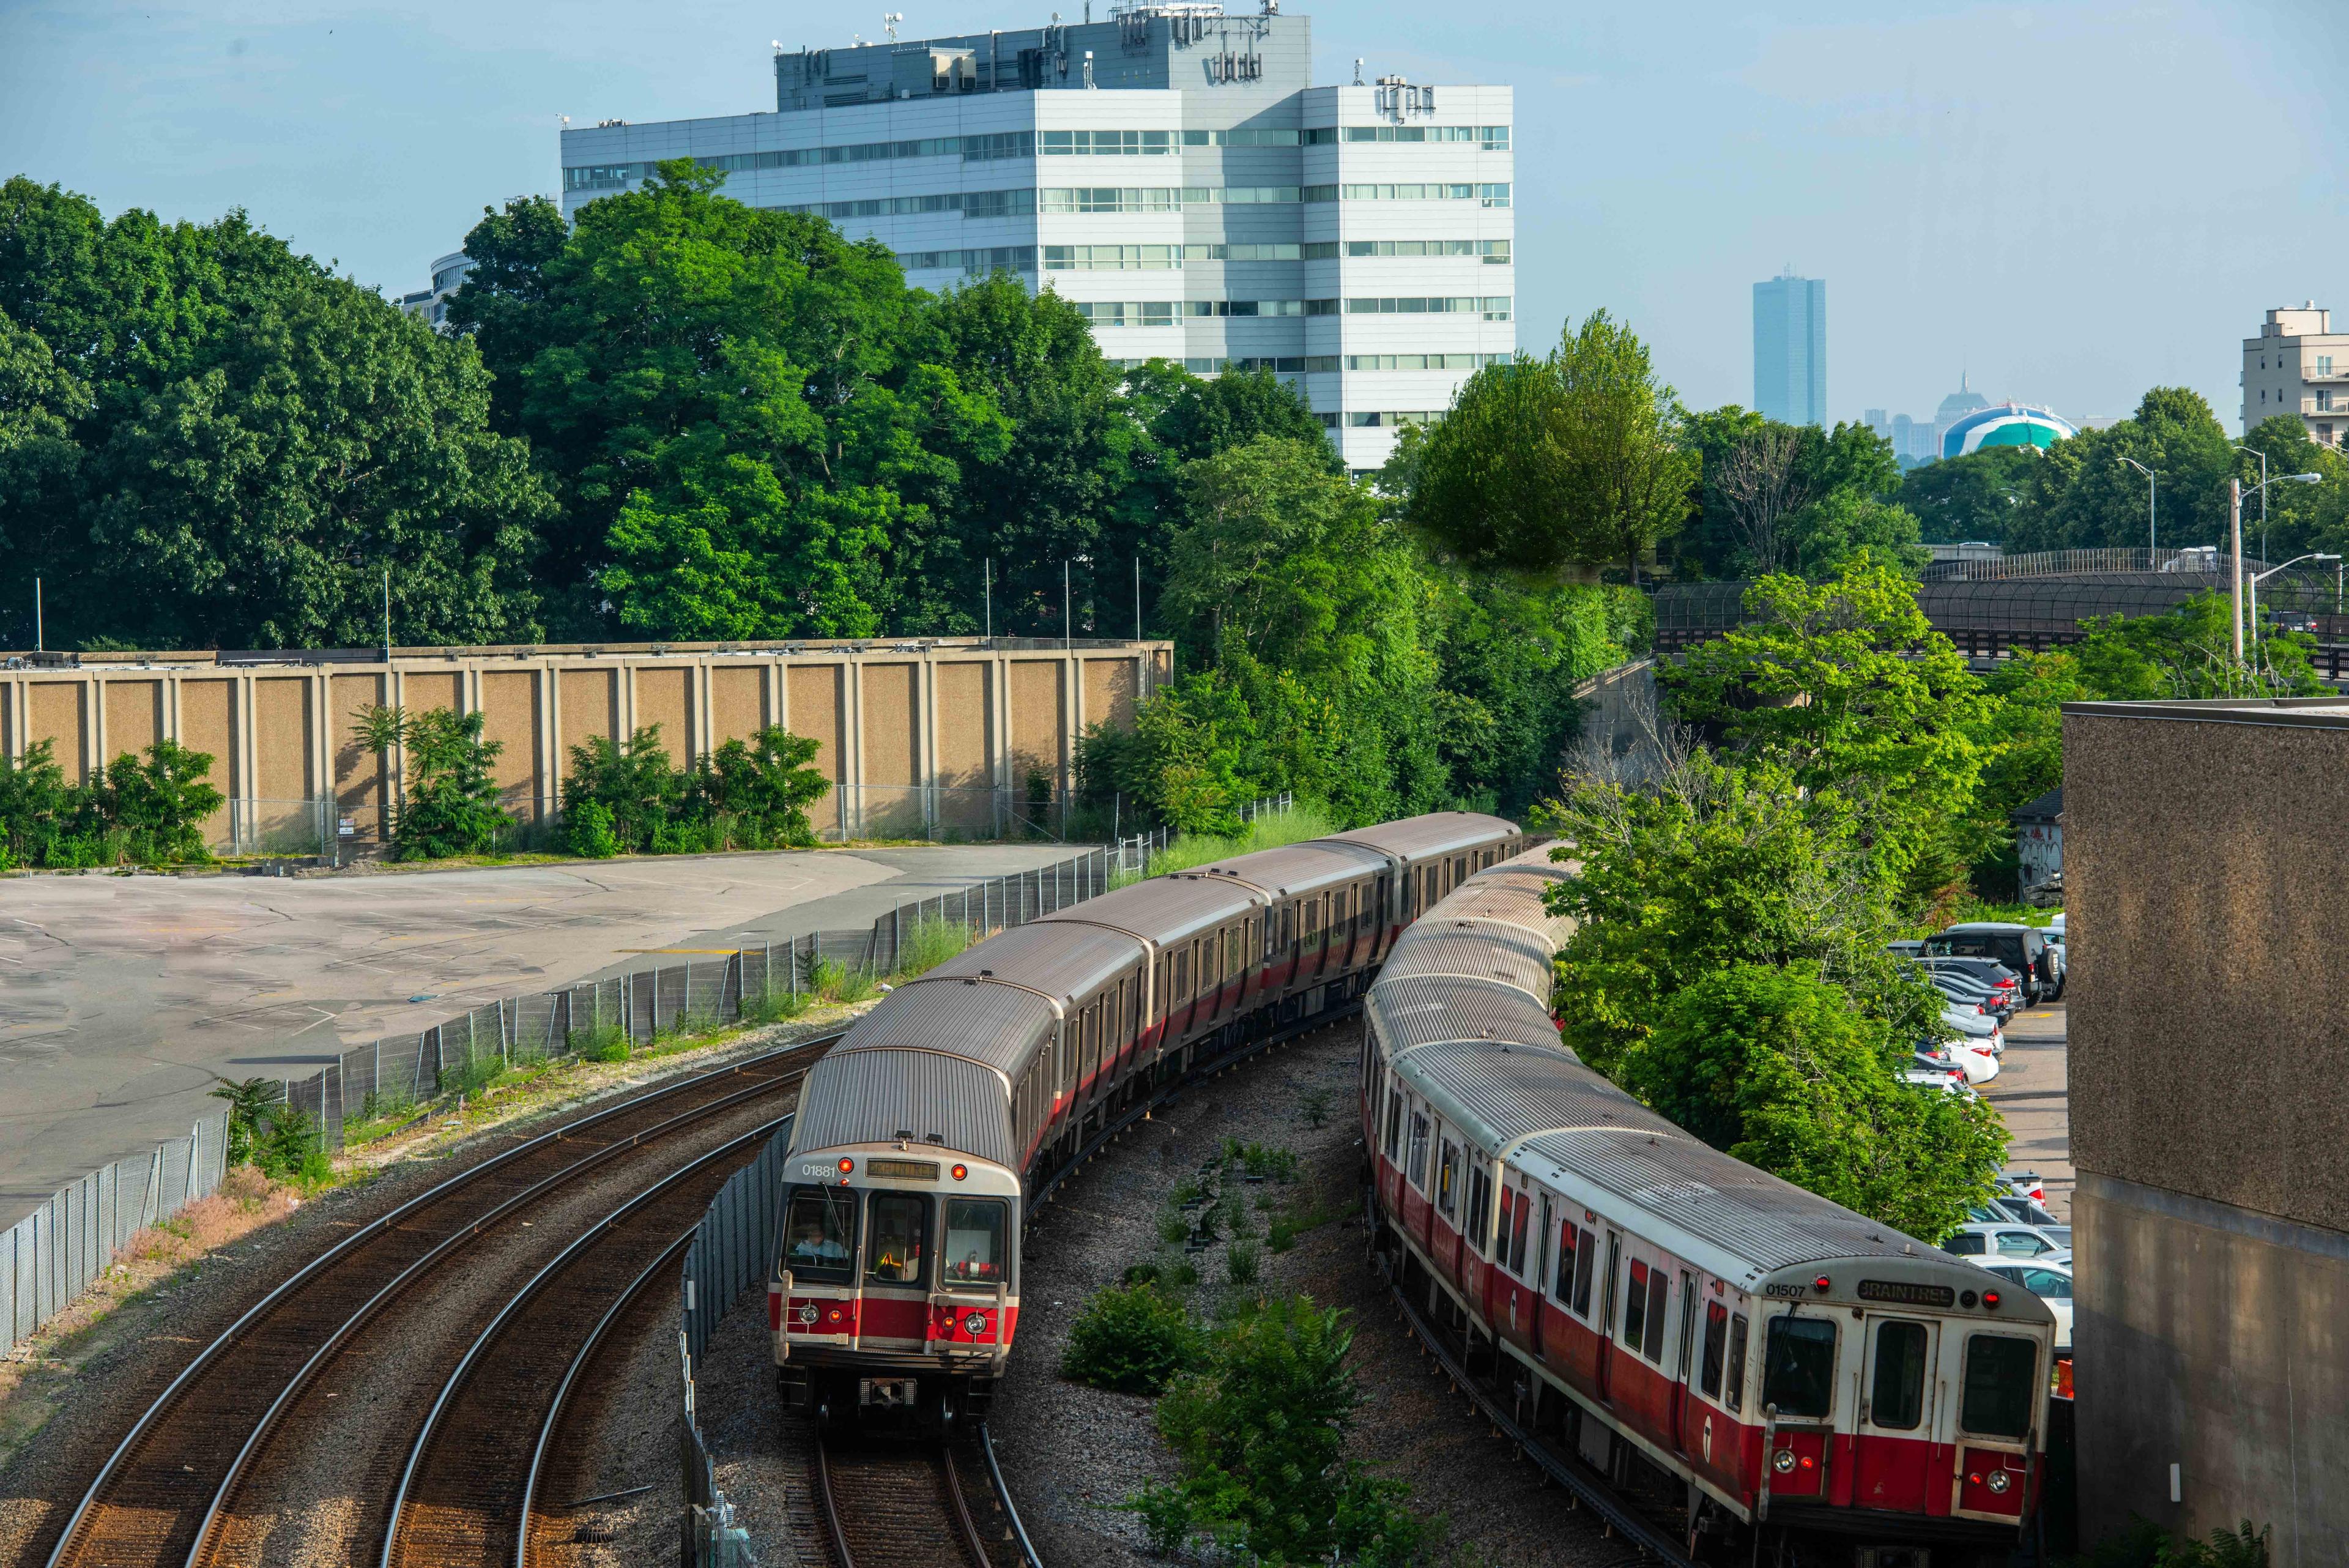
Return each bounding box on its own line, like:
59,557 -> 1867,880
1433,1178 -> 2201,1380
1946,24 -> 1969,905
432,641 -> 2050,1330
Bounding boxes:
1890,919 -> 2066,1098
1945,1172 -> 2074,1351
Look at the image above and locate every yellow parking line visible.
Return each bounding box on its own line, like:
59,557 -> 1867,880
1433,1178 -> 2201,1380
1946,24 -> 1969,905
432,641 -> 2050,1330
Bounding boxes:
615,948 -> 746,955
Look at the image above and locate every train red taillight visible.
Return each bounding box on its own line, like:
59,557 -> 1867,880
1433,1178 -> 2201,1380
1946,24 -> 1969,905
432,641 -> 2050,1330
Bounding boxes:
1813,1276 -> 1830,1293
951,1163 -> 968,1181
1983,1290 -> 2001,1309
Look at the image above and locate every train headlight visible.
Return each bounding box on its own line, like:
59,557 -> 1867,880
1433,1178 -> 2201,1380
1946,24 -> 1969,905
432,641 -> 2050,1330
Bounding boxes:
1771,1449 -> 1797,1474
964,1310 -> 988,1336
795,1304 -> 819,1325
1986,1470 -> 2012,1495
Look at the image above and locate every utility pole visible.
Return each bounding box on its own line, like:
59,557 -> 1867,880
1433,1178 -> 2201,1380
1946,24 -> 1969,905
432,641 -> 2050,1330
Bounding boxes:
1134,557 -> 1141,641
2230,478 -> 2245,666
1063,561 -> 1072,653
984,559 -> 992,642
382,567 -> 392,663
33,578 -> 41,653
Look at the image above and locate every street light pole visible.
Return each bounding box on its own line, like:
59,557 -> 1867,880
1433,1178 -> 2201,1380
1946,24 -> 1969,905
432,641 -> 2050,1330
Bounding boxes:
2234,445 -> 2270,573
2241,472 -> 2331,647
2230,479 -> 2244,665
2118,456 -> 2156,558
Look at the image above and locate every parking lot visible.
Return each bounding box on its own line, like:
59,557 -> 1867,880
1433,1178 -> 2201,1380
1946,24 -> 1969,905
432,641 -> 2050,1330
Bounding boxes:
0,843 -> 1080,1228
1982,1000 -> 2073,1219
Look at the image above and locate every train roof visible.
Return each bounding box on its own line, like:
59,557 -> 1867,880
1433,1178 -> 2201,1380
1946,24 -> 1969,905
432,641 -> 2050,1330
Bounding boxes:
1378,919 -> 1559,998
1038,872 -> 1256,946
789,1046 -> 1014,1167
836,978 -> 1057,1077
1197,840 -> 1390,897
915,921 -> 1144,1009
1370,973 -> 1568,1055
1319,811 -> 1520,863
1435,853 -> 1577,943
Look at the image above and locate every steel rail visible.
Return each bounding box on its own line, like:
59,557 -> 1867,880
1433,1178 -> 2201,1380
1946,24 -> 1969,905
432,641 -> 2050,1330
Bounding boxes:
939,1444 -> 992,1568
382,1114 -> 793,1568
814,1437 -> 853,1568
42,1030 -> 841,1568
978,1422 -> 1042,1568
185,1069 -> 810,1568
516,1113 -> 795,1568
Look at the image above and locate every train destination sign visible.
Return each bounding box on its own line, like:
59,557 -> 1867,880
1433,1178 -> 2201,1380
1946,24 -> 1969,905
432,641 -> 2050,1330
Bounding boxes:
1858,1280 -> 1958,1307
866,1157 -> 943,1180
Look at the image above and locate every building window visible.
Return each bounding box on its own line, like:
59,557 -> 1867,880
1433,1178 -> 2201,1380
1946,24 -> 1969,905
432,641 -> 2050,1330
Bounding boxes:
1344,296 -> 1512,320
1072,301 -> 1178,327
2320,390 -> 2335,411
1040,129 -> 1176,155
1339,125 -> 1510,146
897,246 -> 1038,274
1348,411 -> 1441,428
1345,352 -> 1508,370
2320,354 -> 2336,375
1340,182 -> 1511,206
1345,239 -> 1510,261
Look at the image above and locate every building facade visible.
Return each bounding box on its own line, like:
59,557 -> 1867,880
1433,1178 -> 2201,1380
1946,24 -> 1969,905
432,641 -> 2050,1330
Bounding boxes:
2063,696 -> 2349,1564
557,7 -> 1515,475
395,251 -> 473,329
1752,270 -> 1825,426
2241,303 -> 2348,446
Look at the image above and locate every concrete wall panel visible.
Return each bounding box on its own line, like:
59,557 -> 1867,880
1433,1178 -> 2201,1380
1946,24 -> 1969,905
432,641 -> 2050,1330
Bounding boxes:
558,669 -> 617,760
478,670 -> 540,813
1008,661 -> 1064,787
710,665 -> 766,747
934,662 -> 992,789
403,671 -> 462,719
633,666 -> 692,757
179,681 -> 235,800
328,674 -> 385,824
861,664 -> 918,786
27,683 -> 86,782
787,664 -> 843,833
105,680 -> 163,765
253,680 -> 310,799
1082,657 -> 1137,732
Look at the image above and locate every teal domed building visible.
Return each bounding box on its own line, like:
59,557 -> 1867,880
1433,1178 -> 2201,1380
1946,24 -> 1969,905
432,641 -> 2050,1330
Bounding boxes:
1939,402 -> 2077,459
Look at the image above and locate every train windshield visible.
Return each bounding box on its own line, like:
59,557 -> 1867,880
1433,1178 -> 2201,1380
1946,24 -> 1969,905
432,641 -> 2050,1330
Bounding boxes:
867,1192 -> 930,1287
1762,1315 -> 1838,1419
1961,1334 -> 2038,1438
943,1198 -> 1009,1290
782,1186 -> 858,1284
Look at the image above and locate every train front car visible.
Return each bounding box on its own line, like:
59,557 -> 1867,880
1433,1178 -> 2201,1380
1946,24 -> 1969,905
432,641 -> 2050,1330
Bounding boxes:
771,1026 -> 1037,1432
1364,845 -> 2055,1564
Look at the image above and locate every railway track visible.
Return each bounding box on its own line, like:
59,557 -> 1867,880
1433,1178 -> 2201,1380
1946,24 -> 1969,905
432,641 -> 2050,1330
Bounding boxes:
379,1117 -> 792,1568
813,1433 -> 992,1568
39,1033 -> 842,1568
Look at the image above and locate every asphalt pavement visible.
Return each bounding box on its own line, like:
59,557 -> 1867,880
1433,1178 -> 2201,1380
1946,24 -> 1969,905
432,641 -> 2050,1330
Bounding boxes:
1981,999 -> 2073,1219
0,842 -> 1082,1229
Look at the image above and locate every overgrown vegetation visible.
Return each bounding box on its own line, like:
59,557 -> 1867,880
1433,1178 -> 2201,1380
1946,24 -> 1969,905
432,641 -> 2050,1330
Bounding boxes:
1060,1280 -> 1203,1397
0,738 -> 224,869
208,1077 -> 331,1186
358,705 -> 511,860
560,723 -> 829,857
2074,1518 -> 2270,1568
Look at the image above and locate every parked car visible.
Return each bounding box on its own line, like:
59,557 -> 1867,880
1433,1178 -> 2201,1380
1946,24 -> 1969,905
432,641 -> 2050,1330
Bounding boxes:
1905,1055 -> 1973,1097
1986,1258 -> 2074,1350
2006,1170 -> 2048,1206
1924,956 -> 2025,1007
1945,1222 -> 2068,1260
1918,1040 -> 1998,1086
1886,938 -> 1924,958
1925,922 -> 2063,1001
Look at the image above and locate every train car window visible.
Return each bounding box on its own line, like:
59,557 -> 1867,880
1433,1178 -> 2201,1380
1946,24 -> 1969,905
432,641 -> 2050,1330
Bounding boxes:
943,1198 -> 1009,1291
1484,1180 -> 1505,1257
1554,1222 -> 1578,1302
783,1187 -> 858,1284
1870,1321 -> 1929,1430
1644,1266 -> 1670,1361
1382,1082 -> 1404,1157
1534,1197 -> 1552,1291
1761,1316 -> 1838,1418
1700,1302 -> 1729,1398
1246,916 -> 1261,963
1959,1334 -> 2038,1438
865,1192 -> 930,1287
1508,1191 -> 1532,1274
1574,1229 -> 1598,1317
1724,1313 -> 1749,1413
1437,1142 -> 1458,1217
1226,923 -> 1242,977
1173,946 -> 1190,1001
1623,1261 -> 1650,1350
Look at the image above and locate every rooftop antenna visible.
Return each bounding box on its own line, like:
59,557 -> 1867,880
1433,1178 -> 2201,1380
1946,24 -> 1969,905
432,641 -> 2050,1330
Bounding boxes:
883,12 -> 902,41
1083,48 -> 1095,86
1353,56 -> 1364,84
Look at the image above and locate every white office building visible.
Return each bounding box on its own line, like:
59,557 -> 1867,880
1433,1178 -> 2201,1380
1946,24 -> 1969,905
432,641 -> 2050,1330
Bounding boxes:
396,251 -> 473,329
557,6 -> 1514,475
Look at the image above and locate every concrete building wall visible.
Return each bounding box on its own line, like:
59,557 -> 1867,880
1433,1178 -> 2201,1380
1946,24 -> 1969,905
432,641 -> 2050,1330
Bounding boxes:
2063,697 -> 2349,1562
0,640 -> 1162,847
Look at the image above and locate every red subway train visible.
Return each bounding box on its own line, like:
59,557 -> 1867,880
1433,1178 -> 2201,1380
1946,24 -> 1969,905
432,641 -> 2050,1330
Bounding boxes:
770,812 -> 1526,1427
1364,845 -> 2054,1564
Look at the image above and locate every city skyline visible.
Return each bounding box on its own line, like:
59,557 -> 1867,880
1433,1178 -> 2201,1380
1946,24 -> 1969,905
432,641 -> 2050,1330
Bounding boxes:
2,0 -> 2342,429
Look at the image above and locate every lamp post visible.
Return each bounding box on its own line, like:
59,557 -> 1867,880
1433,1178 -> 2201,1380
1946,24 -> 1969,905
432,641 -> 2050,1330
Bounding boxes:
2240,476 -> 2330,650
2233,445 -> 2271,574
2117,455 -> 2157,559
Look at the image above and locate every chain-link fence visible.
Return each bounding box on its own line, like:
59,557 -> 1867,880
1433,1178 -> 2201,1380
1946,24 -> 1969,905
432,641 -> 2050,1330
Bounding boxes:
1108,792 -> 1294,874
678,1118 -> 791,1566
2,1114 -> 229,1355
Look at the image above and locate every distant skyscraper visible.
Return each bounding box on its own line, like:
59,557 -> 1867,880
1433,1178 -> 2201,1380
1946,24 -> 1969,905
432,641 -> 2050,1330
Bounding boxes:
1753,271 -> 1827,426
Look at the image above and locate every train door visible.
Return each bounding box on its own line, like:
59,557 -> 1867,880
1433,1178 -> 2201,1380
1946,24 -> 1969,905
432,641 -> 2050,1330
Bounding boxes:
1669,1271 -> 1698,1453
1372,872 -> 1392,953
1531,1195 -> 1551,1357
1854,1317 -> 1939,1513
1595,1230 -> 1621,1403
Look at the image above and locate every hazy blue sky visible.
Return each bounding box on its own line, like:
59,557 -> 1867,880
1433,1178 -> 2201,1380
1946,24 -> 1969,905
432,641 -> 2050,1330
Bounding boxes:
4,0 -> 2342,431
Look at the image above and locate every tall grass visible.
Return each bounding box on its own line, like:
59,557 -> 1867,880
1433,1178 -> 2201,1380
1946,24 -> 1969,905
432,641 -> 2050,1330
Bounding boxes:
892,914 -> 972,978
1115,806 -> 1333,886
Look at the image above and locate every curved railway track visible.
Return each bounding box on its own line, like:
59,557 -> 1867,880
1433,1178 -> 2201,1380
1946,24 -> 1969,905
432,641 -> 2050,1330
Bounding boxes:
379,1117 -> 791,1568
40,1034 -> 842,1568
814,1435 -> 992,1568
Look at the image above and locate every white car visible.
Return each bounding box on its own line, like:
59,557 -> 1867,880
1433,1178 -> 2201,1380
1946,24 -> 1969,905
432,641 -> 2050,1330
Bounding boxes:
1945,1223 -> 2068,1261
1924,1034 -> 2000,1085
1939,1006 -> 2005,1055
1986,1258 -> 2074,1350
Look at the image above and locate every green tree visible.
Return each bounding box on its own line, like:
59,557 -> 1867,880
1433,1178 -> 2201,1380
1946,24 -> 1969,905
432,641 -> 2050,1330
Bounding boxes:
0,176 -> 551,651
688,726 -> 831,845
1664,555 -> 1991,899
1897,444 -> 2041,545
396,709 -> 510,859
1410,311 -> 1695,581
2233,414 -> 2349,563
1789,491 -> 1929,579
2007,387 -> 2236,554
94,740 -> 225,862
0,738 -> 75,868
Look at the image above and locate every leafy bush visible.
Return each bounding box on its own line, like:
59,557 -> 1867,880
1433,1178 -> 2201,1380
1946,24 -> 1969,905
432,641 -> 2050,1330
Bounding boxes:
560,722 -> 831,857
565,799 -> 622,858
1131,1295 -> 1425,1566
570,1019 -> 633,1063
354,705 -> 511,860
1060,1281 -> 1201,1396
0,738 -> 224,868
892,915 -> 971,979
811,959 -> 877,1004
1224,1239 -> 1261,1288
740,984 -> 810,1027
